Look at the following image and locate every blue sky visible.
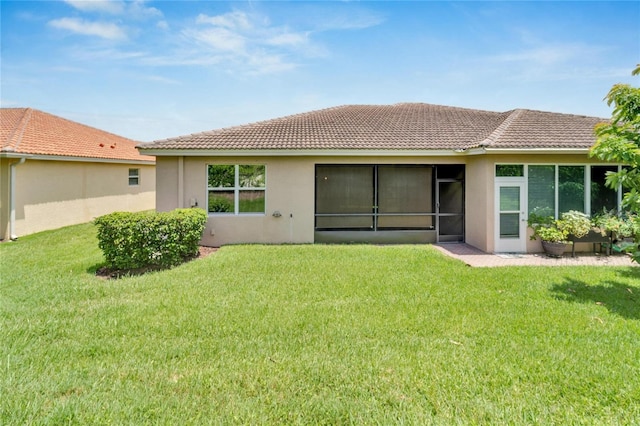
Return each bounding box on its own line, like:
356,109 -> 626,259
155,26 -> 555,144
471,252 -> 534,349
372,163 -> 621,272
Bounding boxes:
2,1 -> 639,142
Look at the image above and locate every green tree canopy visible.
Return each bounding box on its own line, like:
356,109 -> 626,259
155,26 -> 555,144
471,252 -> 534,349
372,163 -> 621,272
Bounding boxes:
590,65 -> 640,212
590,65 -> 640,262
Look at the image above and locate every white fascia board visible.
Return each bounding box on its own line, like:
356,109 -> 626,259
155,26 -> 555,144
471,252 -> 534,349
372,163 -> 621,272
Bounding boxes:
479,148 -> 591,155
0,152 -> 155,165
138,149 -> 467,157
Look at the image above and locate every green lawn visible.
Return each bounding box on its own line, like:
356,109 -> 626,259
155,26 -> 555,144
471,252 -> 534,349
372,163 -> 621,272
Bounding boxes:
1,223 -> 639,424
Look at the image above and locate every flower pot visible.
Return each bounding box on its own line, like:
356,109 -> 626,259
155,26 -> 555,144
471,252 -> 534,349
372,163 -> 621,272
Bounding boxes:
541,241 -> 568,258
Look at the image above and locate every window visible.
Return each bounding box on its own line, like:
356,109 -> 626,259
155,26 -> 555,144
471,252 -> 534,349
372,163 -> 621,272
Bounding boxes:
496,164 -> 524,177
128,168 -> 139,186
519,164 -> 622,219
558,166 -> 585,214
528,165 -> 555,217
207,165 -> 265,214
590,166 -> 618,215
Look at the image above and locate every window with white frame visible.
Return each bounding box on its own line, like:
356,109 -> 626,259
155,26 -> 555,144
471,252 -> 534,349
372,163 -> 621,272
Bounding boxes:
128,168 -> 140,186
207,165 -> 265,214
500,164 -> 622,218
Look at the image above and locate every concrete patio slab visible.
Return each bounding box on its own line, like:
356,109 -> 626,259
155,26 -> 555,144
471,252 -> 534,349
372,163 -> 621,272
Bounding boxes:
433,244 -> 638,268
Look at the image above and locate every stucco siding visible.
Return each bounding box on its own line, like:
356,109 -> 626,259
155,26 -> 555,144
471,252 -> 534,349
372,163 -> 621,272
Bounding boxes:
155,157 -> 180,212
159,155 -> 471,247
7,159 -> 154,238
465,156 -> 493,252
173,156 -> 316,246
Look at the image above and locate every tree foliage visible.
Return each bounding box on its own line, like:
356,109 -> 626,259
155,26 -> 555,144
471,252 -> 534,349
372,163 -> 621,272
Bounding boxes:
590,65 -> 640,262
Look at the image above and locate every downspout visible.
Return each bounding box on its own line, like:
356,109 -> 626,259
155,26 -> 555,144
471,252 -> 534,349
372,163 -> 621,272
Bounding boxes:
9,157 -> 26,240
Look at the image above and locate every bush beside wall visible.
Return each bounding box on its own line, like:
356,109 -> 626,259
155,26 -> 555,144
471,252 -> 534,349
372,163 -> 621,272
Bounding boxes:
94,208 -> 208,270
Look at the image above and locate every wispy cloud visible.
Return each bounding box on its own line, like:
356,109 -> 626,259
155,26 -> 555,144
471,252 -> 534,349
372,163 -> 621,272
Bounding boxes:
179,10 -> 319,74
47,5 -> 382,75
64,0 -> 125,14
491,43 -> 594,66
64,0 -> 161,19
49,17 -> 127,40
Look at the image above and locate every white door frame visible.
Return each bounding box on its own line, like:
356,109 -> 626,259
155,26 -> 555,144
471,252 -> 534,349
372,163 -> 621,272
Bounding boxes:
494,178 -> 527,253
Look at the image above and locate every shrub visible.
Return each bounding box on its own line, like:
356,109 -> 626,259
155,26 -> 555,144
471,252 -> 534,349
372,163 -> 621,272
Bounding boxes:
94,208 -> 208,270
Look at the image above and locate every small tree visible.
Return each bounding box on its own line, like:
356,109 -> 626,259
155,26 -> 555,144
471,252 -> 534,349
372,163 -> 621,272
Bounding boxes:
590,65 -> 640,262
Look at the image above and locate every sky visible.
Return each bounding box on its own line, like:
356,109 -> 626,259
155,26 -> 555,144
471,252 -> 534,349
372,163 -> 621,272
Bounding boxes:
1,1 -> 639,142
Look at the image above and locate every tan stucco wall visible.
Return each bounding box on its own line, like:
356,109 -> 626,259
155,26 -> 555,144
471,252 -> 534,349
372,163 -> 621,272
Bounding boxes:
0,158 -> 155,239
157,155 -> 470,247
155,152 -> 612,251
465,156 -> 493,252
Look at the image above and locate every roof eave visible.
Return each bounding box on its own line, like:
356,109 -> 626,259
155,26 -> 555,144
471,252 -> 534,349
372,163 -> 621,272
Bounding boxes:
137,148 -> 475,157
137,147 -> 592,157
0,152 -> 155,164
477,147 -> 592,155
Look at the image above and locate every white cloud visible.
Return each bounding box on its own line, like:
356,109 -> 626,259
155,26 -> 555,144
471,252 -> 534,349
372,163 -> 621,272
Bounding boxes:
128,1 -> 163,19
184,11 -> 314,74
492,44 -> 586,66
266,31 -> 309,47
49,17 -> 127,40
64,0 -> 125,14
186,26 -> 246,52
64,0 -> 162,19
196,11 -> 252,31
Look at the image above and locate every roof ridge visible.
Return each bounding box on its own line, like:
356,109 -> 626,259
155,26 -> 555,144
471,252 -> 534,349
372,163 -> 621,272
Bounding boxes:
477,109 -> 524,148
4,108 -> 33,152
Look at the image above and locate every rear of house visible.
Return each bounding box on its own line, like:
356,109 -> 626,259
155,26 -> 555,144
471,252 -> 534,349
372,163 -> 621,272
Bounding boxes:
139,103 -> 620,253
0,108 -> 155,240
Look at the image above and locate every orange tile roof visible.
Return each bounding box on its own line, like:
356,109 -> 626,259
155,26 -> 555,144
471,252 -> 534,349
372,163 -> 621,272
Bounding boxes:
1,108 -> 154,163
141,103 -> 605,152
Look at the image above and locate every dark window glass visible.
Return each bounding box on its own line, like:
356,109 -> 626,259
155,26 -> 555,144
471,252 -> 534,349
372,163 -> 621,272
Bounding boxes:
496,165 -> 524,177
558,166 -> 585,213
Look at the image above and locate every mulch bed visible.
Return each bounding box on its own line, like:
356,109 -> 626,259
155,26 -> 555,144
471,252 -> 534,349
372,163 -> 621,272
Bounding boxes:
96,246 -> 218,279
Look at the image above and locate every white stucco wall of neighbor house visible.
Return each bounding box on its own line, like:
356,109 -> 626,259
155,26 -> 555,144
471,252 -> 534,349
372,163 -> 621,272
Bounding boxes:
8,159 -> 155,237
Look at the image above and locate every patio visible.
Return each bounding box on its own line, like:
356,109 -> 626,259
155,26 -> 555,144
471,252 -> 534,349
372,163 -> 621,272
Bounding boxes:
434,243 -> 638,267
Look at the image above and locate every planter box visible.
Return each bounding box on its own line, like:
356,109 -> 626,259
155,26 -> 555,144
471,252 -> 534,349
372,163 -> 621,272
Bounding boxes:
568,230 -> 612,257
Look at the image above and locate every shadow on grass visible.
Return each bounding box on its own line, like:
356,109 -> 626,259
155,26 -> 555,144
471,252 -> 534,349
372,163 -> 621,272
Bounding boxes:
551,275 -> 640,320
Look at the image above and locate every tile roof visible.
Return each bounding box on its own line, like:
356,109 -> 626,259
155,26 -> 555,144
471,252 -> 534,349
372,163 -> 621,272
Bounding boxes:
141,103 -> 606,153
1,108 -> 154,162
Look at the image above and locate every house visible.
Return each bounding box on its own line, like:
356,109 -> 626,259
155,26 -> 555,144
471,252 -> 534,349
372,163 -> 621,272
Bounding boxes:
138,103 -> 619,253
1,108 -> 155,240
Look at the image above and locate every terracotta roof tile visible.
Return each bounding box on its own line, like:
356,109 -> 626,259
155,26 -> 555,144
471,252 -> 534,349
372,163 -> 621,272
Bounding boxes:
1,108 -> 154,162
141,103 -> 606,152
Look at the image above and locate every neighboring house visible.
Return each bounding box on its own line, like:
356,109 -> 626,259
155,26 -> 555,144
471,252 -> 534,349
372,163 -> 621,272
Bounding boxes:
1,108 -> 155,240
138,103 -> 619,253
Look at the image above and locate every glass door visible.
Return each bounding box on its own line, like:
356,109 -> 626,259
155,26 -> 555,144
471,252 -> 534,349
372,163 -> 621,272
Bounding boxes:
495,179 -> 526,252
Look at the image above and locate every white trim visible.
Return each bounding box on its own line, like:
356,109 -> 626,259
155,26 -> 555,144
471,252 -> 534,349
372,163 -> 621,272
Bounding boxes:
139,147 -> 593,157
0,152 -> 154,165
139,149 -> 466,157
483,148 -> 590,155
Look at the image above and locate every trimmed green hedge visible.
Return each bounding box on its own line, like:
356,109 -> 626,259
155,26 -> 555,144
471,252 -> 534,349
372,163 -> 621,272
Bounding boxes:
94,208 -> 208,270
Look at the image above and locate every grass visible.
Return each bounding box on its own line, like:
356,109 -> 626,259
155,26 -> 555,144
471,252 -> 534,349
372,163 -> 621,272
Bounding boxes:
1,223 -> 639,424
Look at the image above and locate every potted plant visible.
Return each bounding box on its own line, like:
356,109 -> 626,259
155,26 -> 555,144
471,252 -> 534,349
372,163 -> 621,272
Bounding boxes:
528,214 -> 569,257
592,210 -> 639,255
558,210 -> 591,239
527,210 -> 591,257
